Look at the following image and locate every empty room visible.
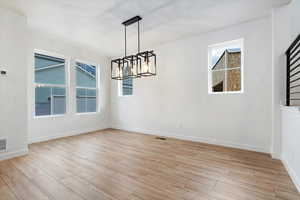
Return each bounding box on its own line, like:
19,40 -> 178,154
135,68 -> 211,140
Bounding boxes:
0,0 -> 300,199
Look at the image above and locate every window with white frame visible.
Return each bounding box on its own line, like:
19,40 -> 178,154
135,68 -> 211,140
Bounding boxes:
34,52 -> 67,116
208,39 -> 244,93
75,61 -> 98,113
119,78 -> 133,96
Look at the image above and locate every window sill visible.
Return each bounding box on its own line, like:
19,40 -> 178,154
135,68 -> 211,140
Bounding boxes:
76,112 -> 99,116
34,114 -> 66,119
208,91 -> 244,95
118,95 -> 133,97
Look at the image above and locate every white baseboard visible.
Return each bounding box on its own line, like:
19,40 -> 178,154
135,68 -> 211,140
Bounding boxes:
281,156 -> 300,193
271,152 -> 281,160
111,125 -> 269,154
0,148 -> 28,161
28,126 -> 110,144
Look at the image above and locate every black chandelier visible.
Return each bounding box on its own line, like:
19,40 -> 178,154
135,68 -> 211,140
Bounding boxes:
111,16 -> 157,80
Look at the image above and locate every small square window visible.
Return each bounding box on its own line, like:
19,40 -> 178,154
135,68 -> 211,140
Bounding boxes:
208,39 -> 244,94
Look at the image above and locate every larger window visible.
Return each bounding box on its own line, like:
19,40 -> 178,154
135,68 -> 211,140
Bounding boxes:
34,52 -> 67,116
76,61 -> 98,113
208,39 -> 244,94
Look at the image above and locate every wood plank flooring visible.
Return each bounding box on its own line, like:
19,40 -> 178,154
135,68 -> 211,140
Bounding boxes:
0,129 -> 299,200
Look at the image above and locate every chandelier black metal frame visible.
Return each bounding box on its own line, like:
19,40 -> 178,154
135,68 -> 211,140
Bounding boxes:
111,16 -> 157,80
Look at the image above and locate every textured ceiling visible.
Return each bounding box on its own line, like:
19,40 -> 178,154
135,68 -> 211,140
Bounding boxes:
0,0 -> 290,56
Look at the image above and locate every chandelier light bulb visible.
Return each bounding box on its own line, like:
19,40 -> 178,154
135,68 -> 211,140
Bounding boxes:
148,61 -> 151,73
116,67 -> 119,77
142,61 -> 151,73
142,62 -> 147,73
132,62 -> 137,75
120,68 -> 123,77
117,67 -> 123,78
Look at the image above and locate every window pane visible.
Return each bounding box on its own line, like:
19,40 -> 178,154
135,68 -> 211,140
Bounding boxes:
35,86 -> 66,116
76,88 -> 86,97
35,87 -> 51,116
209,39 -> 242,93
226,68 -> 241,91
87,97 -> 97,112
212,53 -> 226,70
35,54 -> 64,69
87,88 -> 97,112
77,97 -> 86,113
75,62 -> 98,113
212,70 -> 225,92
227,50 -> 241,69
76,88 -> 86,113
87,89 -> 96,97
76,62 -> 96,88
53,96 -> 66,115
52,87 -> 65,96
122,78 -> 133,95
35,53 -> 65,85
52,87 -> 66,115
76,88 -> 97,113
75,61 -> 98,113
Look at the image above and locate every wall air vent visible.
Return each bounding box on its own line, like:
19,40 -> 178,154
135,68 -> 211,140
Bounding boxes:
0,139 -> 7,152
155,136 -> 167,140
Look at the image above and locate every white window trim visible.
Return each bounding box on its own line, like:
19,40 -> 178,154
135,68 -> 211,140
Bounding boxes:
33,49 -> 70,118
75,59 -> 100,114
207,38 -> 244,95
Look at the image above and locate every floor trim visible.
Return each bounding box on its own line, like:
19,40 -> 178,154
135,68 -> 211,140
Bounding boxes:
0,148 -> 28,161
111,126 -> 269,154
271,152 -> 281,160
28,127 -> 110,144
281,156 -> 300,193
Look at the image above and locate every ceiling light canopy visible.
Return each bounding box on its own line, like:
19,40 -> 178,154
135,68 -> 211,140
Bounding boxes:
111,16 -> 157,80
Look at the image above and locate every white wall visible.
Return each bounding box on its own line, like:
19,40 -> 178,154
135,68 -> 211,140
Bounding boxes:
0,7 -> 28,160
275,0 -> 300,192
0,6 -> 111,158
289,0 -> 300,41
271,5 -> 291,158
281,107 -> 300,191
27,29 -> 111,143
111,17 -> 273,153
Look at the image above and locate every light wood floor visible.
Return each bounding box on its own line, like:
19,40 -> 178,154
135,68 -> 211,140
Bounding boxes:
0,129 -> 299,200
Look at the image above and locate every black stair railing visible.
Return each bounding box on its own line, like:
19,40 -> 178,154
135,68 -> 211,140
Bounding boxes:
286,34 -> 300,106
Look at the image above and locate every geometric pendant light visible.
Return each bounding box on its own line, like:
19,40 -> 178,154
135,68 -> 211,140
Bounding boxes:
111,16 -> 157,80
